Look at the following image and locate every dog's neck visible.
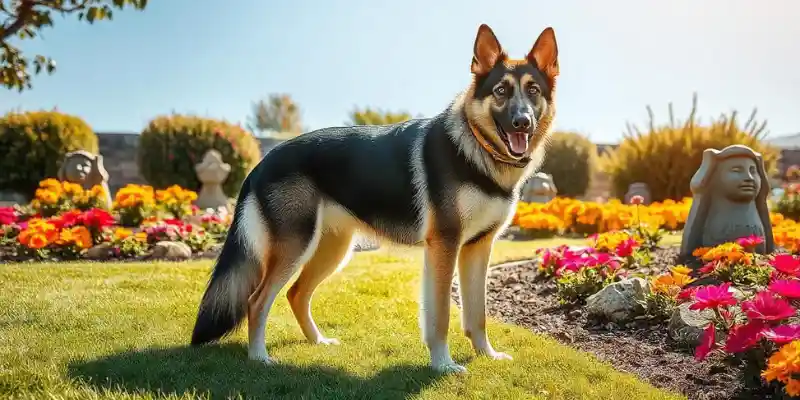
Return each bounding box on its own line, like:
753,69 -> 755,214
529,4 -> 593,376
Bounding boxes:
444,92 -> 543,194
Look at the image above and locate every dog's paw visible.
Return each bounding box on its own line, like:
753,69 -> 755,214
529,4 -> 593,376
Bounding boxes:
315,337 -> 340,346
248,351 -> 276,365
433,362 -> 468,375
486,351 -> 513,361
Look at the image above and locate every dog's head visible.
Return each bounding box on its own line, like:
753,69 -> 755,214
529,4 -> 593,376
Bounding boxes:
464,24 -> 559,162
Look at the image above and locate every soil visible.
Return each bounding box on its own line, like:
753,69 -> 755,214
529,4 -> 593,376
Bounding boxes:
452,247 -> 791,400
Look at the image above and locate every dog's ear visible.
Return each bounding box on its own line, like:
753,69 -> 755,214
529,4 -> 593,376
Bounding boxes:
471,24 -> 505,76
527,27 -> 559,78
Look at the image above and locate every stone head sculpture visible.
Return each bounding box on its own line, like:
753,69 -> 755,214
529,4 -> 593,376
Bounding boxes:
195,149 -> 231,185
679,144 -> 774,259
58,150 -> 110,188
523,172 -> 557,203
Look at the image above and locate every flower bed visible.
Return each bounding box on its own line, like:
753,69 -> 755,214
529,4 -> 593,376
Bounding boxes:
1,179 -> 231,262
459,225 -> 800,399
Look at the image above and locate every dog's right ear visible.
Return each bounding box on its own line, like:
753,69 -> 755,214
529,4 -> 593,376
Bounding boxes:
471,24 -> 505,76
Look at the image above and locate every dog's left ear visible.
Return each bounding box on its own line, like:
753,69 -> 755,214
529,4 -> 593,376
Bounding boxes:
527,27 -> 559,79
471,24 -> 505,76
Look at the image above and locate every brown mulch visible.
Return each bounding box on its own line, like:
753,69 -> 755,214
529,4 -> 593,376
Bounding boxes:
452,247 -> 788,400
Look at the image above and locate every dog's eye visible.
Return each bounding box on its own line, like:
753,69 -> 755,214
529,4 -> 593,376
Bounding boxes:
527,85 -> 540,96
494,86 -> 506,96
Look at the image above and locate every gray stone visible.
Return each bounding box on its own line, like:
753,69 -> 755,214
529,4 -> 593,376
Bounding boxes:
521,172 -> 557,203
151,241 -> 192,260
0,191 -> 27,207
86,243 -> 113,260
586,277 -> 650,322
667,302 -> 714,347
680,145 -> 775,261
194,150 -> 231,211
624,182 -> 651,205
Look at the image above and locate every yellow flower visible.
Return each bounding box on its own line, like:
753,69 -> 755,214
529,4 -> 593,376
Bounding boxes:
134,232 -> 148,242
114,228 -> 133,240
70,226 -> 92,249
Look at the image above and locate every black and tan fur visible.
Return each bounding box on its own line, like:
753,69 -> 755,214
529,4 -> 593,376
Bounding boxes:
190,24 -> 560,374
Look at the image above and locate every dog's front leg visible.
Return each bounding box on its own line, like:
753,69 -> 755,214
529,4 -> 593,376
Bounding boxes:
421,232 -> 464,374
458,231 -> 512,361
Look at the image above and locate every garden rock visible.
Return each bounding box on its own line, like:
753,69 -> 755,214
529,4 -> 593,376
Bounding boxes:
585,277 -> 650,323
86,243 -> 113,260
667,302 -> 714,347
151,241 -> 192,260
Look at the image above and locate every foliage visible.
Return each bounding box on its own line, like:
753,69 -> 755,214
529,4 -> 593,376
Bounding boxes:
1,0 -> 148,92
538,131 -> 598,198
601,93 -> 780,202
112,183 -> 155,227
775,183 -> 800,222
29,178 -> 108,217
347,107 -> 413,126
0,110 -> 98,197
246,94 -> 304,136
137,114 -> 261,197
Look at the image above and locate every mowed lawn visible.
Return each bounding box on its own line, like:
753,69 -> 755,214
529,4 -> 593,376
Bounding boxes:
0,236 -> 685,400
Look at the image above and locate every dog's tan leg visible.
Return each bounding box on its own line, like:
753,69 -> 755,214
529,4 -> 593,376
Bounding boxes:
421,230 -> 464,374
287,229 -> 354,345
458,231 -> 512,361
247,234 -> 321,363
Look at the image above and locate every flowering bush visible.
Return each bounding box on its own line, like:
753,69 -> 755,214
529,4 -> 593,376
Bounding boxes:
113,184 -> 156,227
29,178 -> 108,217
775,183 -> 800,222
142,218 -> 214,253
155,185 -> 198,219
646,265 -> 695,320
108,227 -> 149,258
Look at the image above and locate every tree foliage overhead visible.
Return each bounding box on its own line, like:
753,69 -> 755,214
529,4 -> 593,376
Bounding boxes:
246,93 -> 304,137
1,0 -> 148,92
348,107 -> 413,126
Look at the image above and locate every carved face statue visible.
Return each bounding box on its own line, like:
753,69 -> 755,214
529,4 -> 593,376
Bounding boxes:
64,155 -> 93,182
713,156 -> 761,203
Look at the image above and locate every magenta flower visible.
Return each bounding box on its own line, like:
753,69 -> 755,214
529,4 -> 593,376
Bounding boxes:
690,283 -> 738,311
695,323 -> 717,361
735,235 -> 764,252
771,254 -> 800,277
741,291 -> 796,322
723,321 -> 766,353
762,324 -> 800,344
769,279 -> 800,299
614,238 -> 639,258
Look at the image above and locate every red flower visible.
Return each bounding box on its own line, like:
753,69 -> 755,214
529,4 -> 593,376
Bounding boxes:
771,254 -> 800,277
741,292 -> 796,322
677,286 -> 699,302
615,238 -> 639,258
630,195 -> 645,205
762,324 -> 800,344
769,279 -> 800,299
690,283 -> 738,311
723,321 -> 766,353
695,323 -> 717,361
735,235 -> 763,252
698,261 -> 718,274
77,208 -> 115,229
0,207 -> 17,225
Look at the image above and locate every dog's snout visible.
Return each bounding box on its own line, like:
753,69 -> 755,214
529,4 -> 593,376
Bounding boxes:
511,114 -> 532,130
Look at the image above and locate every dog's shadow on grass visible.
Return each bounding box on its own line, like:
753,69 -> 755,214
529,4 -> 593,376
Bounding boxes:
67,343 -> 447,400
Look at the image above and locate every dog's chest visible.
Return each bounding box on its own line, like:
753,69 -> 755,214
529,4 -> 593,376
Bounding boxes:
456,186 -> 514,243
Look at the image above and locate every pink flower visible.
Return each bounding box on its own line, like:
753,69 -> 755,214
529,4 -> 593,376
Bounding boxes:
723,321 -> 766,353
762,324 -> 800,344
741,291 -> 796,322
630,195 -> 644,205
690,283 -> 738,311
771,254 -> 800,277
677,286 -> 699,301
769,279 -> 800,299
614,238 -> 639,258
0,207 -> 17,226
735,235 -> 763,252
695,323 -> 717,361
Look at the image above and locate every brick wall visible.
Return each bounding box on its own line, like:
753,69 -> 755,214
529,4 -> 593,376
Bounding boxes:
97,132 -> 285,194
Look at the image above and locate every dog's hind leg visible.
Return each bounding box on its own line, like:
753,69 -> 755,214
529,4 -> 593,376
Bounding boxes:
457,230 -> 512,361
287,227 -> 355,345
246,203 -> 323,363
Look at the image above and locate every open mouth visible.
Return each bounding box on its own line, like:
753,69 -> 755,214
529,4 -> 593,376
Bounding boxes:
494,118 -> 529,158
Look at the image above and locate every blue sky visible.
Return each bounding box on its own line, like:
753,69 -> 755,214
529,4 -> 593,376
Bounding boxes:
2,0 -> 798,143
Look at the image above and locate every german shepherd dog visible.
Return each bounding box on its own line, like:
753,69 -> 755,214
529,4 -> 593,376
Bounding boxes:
190,23 -> 559,374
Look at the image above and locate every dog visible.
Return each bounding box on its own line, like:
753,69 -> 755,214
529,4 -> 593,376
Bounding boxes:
190,23 -> 559,374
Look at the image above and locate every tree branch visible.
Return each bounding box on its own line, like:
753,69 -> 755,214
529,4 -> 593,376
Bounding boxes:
0,0 -> 34,40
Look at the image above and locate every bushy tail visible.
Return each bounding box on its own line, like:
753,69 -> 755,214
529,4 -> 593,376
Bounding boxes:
190,195 -> 261,346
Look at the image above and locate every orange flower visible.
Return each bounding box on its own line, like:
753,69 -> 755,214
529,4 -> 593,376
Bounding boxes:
762,340 -> 800,397
27,233 -> 49,249
114,228 -> 132,240
692,247 -> 710,257
70,226 -> 93,249
134,232 -> 148,242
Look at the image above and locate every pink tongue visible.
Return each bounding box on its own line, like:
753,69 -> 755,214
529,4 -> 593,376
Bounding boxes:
508,132 -> 528,154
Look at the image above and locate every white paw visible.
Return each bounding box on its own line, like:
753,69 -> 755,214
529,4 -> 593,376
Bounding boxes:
485,350 -> 513,361
248,351 -> 275,364
433,362 -> 468,375
314,337 -> 341,346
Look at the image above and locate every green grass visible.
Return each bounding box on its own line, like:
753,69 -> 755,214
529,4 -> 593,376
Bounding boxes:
0,238 -> 686,400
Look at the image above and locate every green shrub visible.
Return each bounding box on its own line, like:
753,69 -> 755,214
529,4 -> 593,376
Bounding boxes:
0,110 -> 98,198
138,114 -> 262,198
539,131 -> 598,198
601,94 -> 779,202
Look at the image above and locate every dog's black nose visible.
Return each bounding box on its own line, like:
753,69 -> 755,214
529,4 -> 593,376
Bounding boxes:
511,114 -> 532,130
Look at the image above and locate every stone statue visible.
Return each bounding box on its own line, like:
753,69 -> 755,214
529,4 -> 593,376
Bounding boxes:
522,172 -> 557,203
57,150 -> 112,208
624,182 -> 651,205
680,145 -> 774,261
194,149 -> 231,210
